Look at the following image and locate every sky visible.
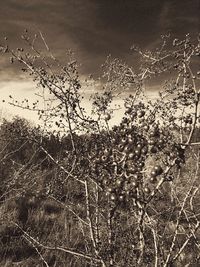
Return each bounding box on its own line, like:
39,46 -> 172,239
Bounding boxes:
0,0 -> 199,123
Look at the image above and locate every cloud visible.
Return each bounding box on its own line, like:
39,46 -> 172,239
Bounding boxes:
0,79 -> 39,123
159,1 -> 173,30
0,0 -> 199,75
159,0 -> 199,34
0,0 -> 199,109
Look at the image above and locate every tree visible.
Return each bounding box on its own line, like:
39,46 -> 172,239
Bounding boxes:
0,31 -> 200,266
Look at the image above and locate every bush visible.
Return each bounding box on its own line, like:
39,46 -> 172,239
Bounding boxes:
0,32 -> 200,266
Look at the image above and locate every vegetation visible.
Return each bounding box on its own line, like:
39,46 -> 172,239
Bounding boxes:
0,32 -> 200,266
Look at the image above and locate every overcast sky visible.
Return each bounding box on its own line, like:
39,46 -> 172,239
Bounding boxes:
0,0 -> 199,122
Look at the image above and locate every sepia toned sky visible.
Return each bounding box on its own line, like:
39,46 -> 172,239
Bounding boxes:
0,0 -> 199,122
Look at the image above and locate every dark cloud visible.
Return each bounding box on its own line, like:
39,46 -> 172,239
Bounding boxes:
0,0 -> 199,77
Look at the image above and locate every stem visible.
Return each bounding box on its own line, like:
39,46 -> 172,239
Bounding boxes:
137,206 -> 145,265
13,222 -> 102,264
107,208 -> 114,267
85,180 -> 107,267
